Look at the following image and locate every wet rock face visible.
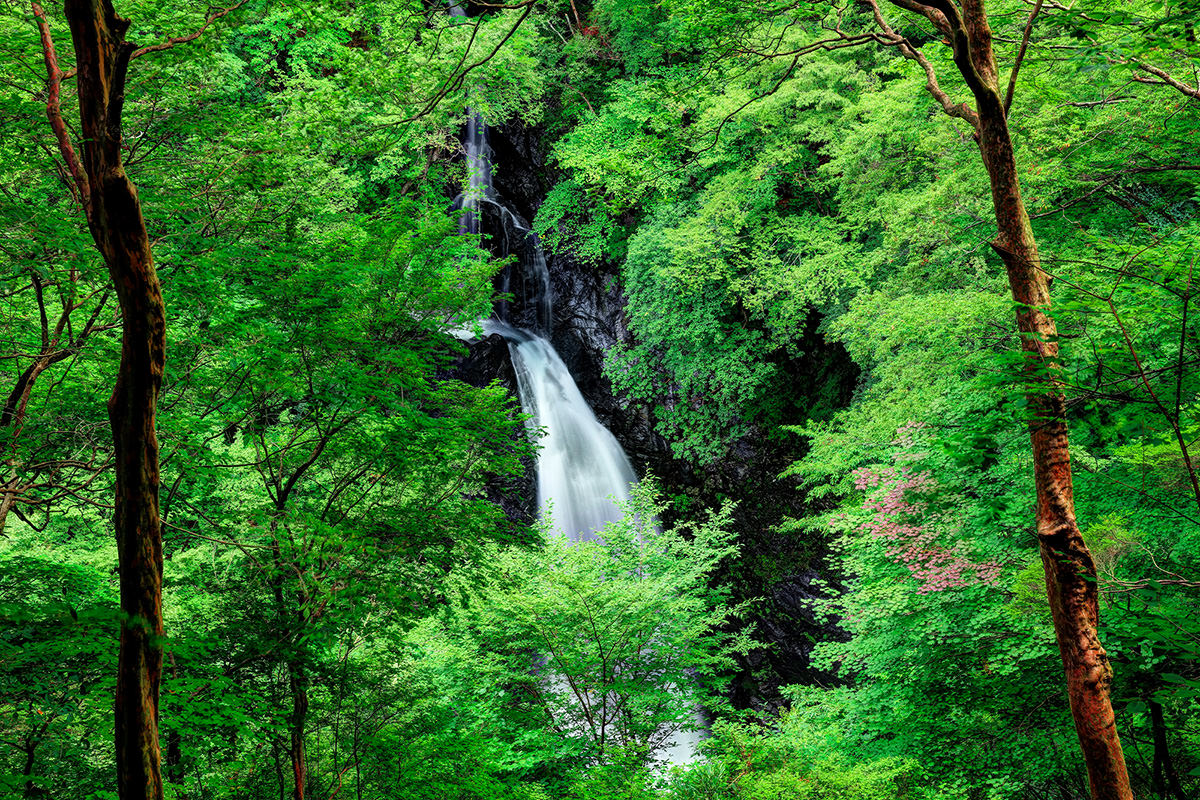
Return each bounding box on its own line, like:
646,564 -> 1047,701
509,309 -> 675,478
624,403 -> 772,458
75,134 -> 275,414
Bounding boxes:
488,124 -> 546,225
742,569 -> 849,708
546,251 -> 663,461
446,121 -> 854,710
444,332 -> 538,528
451,332 -> 517,391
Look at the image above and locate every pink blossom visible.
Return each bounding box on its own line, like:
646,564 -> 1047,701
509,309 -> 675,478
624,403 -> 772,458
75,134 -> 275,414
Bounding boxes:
853,426 -> 1002,593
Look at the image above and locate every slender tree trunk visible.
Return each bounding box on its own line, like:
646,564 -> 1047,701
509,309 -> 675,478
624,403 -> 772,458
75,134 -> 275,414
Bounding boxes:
975,66 -> 1131,800
273,737 -> 286,800
271,533 -> 308,800
962,10 -> 1131,800
880,3 -> 1133,798
1149,700 -> 1186,800
353,717 -> 363,800
166,728 -> 184,794
62,2 -> 166,799
1151,721 -> 1164,795
289,662 -> 309,800
21,735 -> 39,798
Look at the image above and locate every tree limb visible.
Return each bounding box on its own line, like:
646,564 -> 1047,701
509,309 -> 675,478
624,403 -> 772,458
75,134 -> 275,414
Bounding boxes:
1131,60 -> 1200,101
31,2 -> 89,217
1005,0 -> 1043,114
128,0 -> 249,59
865,0 -> 980,131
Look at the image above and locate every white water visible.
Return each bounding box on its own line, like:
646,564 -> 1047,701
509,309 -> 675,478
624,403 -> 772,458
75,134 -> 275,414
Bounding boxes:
482,322 -> 637,541
458,110 -> 491,236
458,112 -> 553,332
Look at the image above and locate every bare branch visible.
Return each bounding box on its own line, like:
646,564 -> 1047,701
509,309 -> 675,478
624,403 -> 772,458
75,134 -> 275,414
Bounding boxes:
391,0 -> 538,125
1131,60 -> 1200,101
129,0 -> 249,59
30,2 -> 89,217
1005,0 -> 1043,114
866,0 -> 981,131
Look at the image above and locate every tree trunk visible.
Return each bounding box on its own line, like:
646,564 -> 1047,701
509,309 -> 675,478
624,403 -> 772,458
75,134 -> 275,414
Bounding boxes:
1149,700 -> 1186,800
22,737 -> 38,798
166,728 -> 184,793
881,3 -> 1134,798
273,737 -> 287,800
289,662 -> 309,800
62,2 -> 166,800
353,717 -> 363,800
271,536 -> 308,800
962,9 -> 1131,800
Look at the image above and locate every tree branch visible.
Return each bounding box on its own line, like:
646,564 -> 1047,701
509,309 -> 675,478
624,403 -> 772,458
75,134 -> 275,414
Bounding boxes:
866,0 -> 980,131
31,2 -> 89,217
1131,60 -> 1200,101
129,0 -> 249,59
392,0 -> 537,125
1005,0 -> 1043,114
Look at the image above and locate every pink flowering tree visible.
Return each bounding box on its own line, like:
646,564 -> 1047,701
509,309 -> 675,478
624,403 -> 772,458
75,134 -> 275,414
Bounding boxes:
851,438 -> 1002,594
802,422 -> 1071,789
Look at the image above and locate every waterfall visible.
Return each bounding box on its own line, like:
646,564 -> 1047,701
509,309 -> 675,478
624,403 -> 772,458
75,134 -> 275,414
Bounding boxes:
456,115 -> 633,538
456,115 -> 616,537
478,321 -> 637,541
453,102 -> 700,764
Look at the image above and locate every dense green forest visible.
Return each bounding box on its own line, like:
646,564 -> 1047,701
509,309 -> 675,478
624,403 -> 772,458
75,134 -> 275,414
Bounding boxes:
1,1 -> 1199,798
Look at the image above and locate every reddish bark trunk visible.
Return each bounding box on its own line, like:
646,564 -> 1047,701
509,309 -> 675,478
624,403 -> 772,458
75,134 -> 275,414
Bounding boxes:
32,2 -> 90,215
882,3 -> 1133,798
270,532 -> 308,800
62,2 -> 166,799
289,664 -> 309,800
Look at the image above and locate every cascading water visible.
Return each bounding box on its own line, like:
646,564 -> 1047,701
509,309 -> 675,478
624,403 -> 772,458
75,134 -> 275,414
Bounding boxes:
476,321 -> 638,541
461,113 -> 552,332
453,102 -> 700,763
